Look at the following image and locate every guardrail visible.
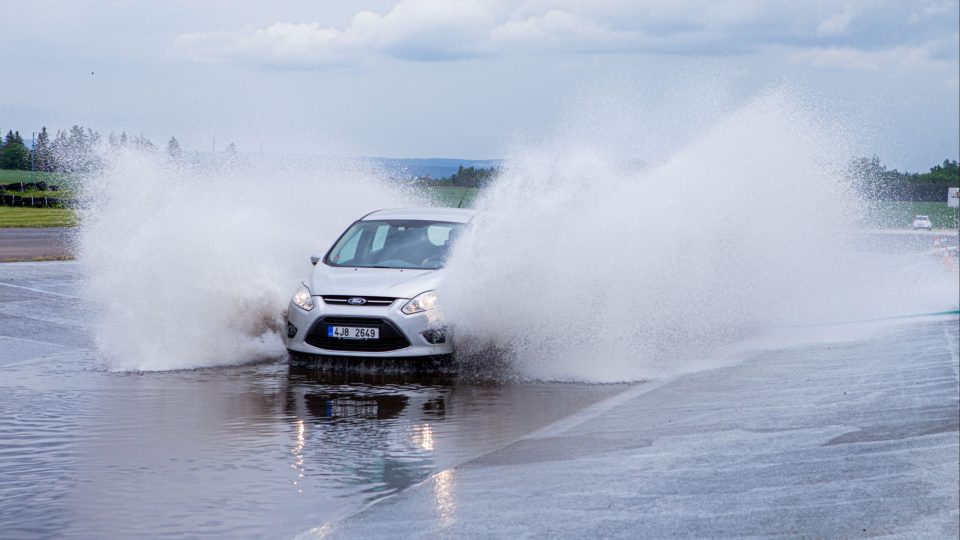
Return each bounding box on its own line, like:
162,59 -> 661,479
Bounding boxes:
0,194 -> 72,208
0,182 -> 60,192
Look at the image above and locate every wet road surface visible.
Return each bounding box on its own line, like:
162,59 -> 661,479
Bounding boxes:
2,258 -> 958,539
0,228 -> 74,262
325,316 -> 959,538
0,262 -> 627,538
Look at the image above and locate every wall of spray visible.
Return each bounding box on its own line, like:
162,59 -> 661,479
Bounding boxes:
441,87 -> 958,382
75,84 -> 958,377
77,152 -> 420,370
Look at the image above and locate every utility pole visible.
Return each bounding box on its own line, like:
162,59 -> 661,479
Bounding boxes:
948,187 -> 959,235
30,132 -> 36,185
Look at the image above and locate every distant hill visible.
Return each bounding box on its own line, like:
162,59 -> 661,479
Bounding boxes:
367,157 -> 501,179
2,144 -> 502,180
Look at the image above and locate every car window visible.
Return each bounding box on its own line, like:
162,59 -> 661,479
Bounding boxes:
371,224 -> 389,252
427,224 -> 452,246
334,229 -> 362,263
326,219 -> 465,270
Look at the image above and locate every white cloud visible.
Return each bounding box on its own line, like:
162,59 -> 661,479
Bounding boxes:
344,0 -> 497,60
816,4 -> 856,37
490,10 -> 636,52
174,23 -> 345,66
907,0 -> 957,25
170,0 -> 960,68
172,0 -> 498,66
170,0 -> 755,67
791,40 -> 951,72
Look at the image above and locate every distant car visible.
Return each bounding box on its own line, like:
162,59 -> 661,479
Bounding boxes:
912,215 -> 932,230
284,208 -> 475,367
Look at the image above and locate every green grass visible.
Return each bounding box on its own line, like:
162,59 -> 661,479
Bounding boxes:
0,207 -> 77,228
862,200 -> 959,229
4,170 -> 954,230
425,186 -> 480,208
0,169 -> 62,184
425,186 -> 959,229
13,189 -> 75,199
0,169 -> 78,195
0,171 -> 77,227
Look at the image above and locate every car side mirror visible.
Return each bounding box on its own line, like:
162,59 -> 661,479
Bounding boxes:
310,256 -> 320,266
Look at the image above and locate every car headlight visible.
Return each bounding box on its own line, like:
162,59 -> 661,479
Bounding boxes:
402,291 -> 437,315
292,282 -> 314,311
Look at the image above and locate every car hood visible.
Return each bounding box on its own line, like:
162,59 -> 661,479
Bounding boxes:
310,266 -> 443,299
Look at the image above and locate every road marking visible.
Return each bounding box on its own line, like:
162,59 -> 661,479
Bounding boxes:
0,335 -> 83,348
524,378 -> 675,440
943,321 -> 959,382
777,310 -> 960,329
861,228 -> 959,236
0,281 -> 80,299
0,336 -> 87,367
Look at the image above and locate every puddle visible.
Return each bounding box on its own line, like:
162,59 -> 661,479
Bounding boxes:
0,354 -> 625,539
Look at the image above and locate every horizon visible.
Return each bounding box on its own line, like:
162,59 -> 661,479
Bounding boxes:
2,1 -> 958,171
6,129 -> 956,176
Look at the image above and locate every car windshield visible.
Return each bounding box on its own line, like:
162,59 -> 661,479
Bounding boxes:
325,219 -> 465,270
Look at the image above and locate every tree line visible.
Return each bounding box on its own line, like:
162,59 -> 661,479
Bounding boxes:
0,124 -> 236,174
2,124 -> 956,200
415,158 -> 957,199
849,156 -> 959,201
414,165 -> 500,188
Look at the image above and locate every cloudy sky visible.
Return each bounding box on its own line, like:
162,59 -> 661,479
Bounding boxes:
2,0 -> 958,170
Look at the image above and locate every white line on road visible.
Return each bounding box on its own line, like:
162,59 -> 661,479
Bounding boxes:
861,228 -> 959,236
0,281 -> 80,299
524,378 -> 675,440
0,335 -> 83,349
943,321 -> 959,382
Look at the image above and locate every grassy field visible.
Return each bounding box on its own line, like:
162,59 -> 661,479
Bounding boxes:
428,189 -> 957,230
0,207 -> 77,228
861,201 -> 958,229
0,169 -> 78,198
0,169 -> 63,184
0,169 -> 78,228
426,186 -> 480,207
10,189 -> 76,199
0,173 -> 954,230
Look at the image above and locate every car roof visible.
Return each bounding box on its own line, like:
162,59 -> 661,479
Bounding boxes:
362,207 -> 476,223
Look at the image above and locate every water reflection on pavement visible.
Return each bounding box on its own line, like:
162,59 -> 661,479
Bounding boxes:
0,353 -> 625,539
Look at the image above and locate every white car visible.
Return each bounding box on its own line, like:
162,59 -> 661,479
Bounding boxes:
284,208 -> 474,367
912,215 -> 932,230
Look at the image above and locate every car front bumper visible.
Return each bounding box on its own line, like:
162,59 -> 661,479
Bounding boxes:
284,297 -> 453,359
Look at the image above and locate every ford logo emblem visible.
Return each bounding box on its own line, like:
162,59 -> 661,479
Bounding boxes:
347,297 -> 367,305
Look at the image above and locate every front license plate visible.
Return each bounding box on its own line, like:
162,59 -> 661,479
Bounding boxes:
327,326 -> 379,340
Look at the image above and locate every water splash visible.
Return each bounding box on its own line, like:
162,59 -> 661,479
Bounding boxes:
73,85 -> 957,377
77,151 -> 420,370
442,86 -> 957,382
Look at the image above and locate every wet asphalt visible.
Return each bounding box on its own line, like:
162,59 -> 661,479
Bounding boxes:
1,255 -> 958,539
0,228 -> 74,262
326,316 -> 959,539
0,261 -> 625,539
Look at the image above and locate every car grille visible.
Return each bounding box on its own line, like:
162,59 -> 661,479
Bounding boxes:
304,316 -> 411,352
322,296 -> 397,306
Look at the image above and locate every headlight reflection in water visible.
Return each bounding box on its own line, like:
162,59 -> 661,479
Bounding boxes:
292,418 -> 306,494
434,469 -> 457,529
